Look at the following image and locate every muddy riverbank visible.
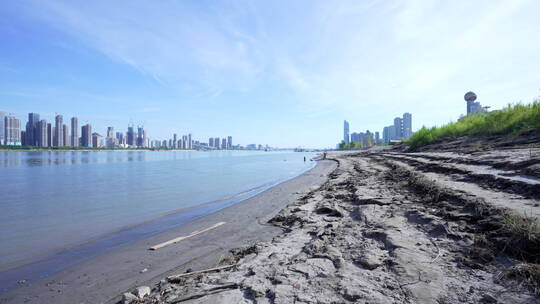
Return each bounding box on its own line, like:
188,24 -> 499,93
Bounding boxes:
131,146 -> 539,303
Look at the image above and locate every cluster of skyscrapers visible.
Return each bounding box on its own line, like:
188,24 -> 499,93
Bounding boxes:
340,92 -> 493,148
0,111 -> 248,150
0,112 -> 89,147
341,113 -> 413,148
208,136 -> 233,150
343,120 -> 381,147
156,134 -> 233,150
382,113 -> 412,143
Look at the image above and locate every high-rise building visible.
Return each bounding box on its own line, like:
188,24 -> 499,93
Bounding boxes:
54,115 -> 63,146
188,134 -> 192,149
0,111 -> 5,145
7,116 -> 22,145
350,132 -> 360,143
5,115 -> 21,145
374,131 -> 380,144
81,124 -> 92,147
107,127 -> 114,139
115,132 -> 124,146
173,134 -> 178,148
71,117 -> 78,147
63,124 -> 69,146
388,125 -> 396,141
466,100 -> 485,115
105,127 -> 115,148
402,113 -> 412,139
25,113 -> 40,146
382,127 -> 389,143
36,120 -> 48,147
209,137 -> 214,148
127,126 -> 135,146
221,138 -> 227,149
393,117 -> 403,139
343,120 -> 350,144
47,123 -> 52,146
143,130 -> 149,148
465,92 -> 486,116
227,136 -> 232,149
92,133 -> 102,148
137,126 -> 144,147
214,137 -> 220,149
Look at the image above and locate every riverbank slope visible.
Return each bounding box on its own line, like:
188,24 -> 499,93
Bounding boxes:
132,145 -> 539,303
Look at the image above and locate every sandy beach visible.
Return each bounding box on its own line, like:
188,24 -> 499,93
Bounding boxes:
125,147 -> 539,303
3,143 -> 539,304
0,160 -> 337,304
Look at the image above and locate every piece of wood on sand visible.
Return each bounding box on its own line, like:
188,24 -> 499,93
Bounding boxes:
149,221 -> 226,251
167,264 -> 236,282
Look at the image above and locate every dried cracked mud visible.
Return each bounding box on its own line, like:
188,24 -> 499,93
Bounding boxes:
125,148 -> 540,304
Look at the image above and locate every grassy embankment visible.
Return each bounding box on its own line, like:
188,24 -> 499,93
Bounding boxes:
408,101 -> 540,149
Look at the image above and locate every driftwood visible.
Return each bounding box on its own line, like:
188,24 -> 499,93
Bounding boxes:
170,283 -> 239,303
167,264 -> 236,282
149,222 -> 226,250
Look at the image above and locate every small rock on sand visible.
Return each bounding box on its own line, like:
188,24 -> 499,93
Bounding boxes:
355,252 -> 383,270
133,286 -> 151,298
122,292 -> 138,304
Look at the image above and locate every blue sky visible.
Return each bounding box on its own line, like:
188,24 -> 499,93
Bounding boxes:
1,0 -> 539,148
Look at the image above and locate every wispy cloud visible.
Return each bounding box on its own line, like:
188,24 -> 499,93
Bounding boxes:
6,0 -> 540,146
20,0 -> 265,91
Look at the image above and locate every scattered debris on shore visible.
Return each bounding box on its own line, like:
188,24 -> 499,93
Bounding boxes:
120,144 -> 540,304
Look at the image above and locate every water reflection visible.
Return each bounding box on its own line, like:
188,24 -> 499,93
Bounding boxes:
0,150 -> 156,168
0,150 -> 317,290
0,150 -> 252,168
0,152 -> 21,167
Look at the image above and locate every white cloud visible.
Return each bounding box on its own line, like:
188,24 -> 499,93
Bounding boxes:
13,0 -> 540,141
21,0 -> 265,91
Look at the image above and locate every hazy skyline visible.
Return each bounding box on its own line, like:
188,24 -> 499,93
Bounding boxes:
1,0 -> 540,148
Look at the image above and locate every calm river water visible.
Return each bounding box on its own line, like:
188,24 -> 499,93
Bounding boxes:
0,150 -> 316,289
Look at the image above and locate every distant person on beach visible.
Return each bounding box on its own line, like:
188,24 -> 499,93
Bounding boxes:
304,156 -> 306,162
323,152 -> 327,159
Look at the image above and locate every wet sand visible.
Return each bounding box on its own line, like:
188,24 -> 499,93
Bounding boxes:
0,160 -> 337,304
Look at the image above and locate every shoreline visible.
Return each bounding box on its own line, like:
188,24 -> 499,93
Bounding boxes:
131,149 -> 539,303
0,159 -> 337,304
0,162 -> 316,288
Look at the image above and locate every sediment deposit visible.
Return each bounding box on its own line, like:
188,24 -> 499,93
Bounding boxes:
123,146 -> 540,304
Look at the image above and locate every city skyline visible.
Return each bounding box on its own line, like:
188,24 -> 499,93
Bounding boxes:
342,111 -> 412,147
0,110 -> 262,150
2,2 -> 540,148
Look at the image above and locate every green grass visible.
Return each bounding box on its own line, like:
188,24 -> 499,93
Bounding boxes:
408,101 -> 540,149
